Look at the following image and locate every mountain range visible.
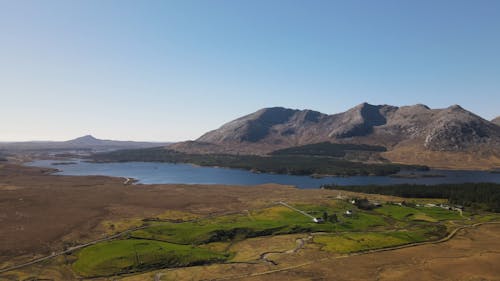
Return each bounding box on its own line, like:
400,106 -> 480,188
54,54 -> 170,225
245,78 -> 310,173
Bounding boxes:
170,103 -> 500,170
0,135 -> 170,152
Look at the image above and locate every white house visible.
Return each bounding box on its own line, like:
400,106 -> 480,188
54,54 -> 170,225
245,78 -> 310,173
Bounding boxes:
313,217 -> 325,223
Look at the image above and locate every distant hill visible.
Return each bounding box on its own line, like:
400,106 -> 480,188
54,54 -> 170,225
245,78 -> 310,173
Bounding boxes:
493,116 -> 500,126
169,103 -> 500,170
0,135 -> 170,152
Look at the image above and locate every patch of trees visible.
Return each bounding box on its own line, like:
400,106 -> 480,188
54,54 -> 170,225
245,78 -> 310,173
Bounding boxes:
92,148 -> 427,177
270,142 -> 387,157
205,227 -> 285,243
322,183 -> 500,212
322,212 -> 339,223
353,198 -> 377,210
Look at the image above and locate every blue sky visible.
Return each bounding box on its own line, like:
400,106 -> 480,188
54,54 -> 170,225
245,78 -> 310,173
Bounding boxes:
1,0 -> 499,141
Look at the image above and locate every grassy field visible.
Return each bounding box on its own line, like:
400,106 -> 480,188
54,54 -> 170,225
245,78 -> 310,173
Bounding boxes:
131,206 -> 328,244
116,223 -> 500,281
375,205 -> 462,222
72,239 -> 228,277
70,201 -> 470,277
130,205 -> 388,245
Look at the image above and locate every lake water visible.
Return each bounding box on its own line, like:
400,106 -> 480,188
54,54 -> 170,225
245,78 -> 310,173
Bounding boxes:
27,160 -> 500,189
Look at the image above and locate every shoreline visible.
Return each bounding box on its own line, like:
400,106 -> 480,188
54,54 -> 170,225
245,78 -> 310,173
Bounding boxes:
21,160 -> 500,188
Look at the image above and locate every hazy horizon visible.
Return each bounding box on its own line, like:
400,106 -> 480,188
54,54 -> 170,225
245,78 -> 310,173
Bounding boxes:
1,1 -> 499,142
0,102 -> 497,143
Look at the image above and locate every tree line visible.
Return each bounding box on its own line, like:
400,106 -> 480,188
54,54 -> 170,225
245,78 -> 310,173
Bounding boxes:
322,183 -> 500,212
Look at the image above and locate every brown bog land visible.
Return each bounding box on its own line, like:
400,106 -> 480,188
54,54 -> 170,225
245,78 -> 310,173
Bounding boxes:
0,164 -> 350,264
1,164 -> 499,281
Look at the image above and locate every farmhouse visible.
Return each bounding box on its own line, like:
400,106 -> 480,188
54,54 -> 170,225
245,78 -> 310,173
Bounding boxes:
313,217 -> 325,223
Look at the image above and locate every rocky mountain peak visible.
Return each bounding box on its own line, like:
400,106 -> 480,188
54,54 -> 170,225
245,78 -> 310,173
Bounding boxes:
327,103 -> 390,138
415,104 -> 430,110
253,107 -> 300,124
447,104 -> 464,111
423,106 -> 499,151
197,107 -> 301,143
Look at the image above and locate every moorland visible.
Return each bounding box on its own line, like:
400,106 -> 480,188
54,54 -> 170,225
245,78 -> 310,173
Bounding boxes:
1,103 -> 499,280
1,163 -> 499,280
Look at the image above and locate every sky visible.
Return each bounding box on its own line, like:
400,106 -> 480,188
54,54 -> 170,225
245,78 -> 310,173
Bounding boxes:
1,0 -> 499,142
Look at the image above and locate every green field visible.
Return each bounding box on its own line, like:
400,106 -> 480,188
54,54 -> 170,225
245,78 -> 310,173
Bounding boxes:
71,201 -> 474,277
131,205 -> 388,245
375,205 -> 462,221
72,239 -> 228,277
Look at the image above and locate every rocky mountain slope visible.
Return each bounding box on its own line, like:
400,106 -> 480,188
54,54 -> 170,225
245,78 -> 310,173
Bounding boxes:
170,103 -> 500,169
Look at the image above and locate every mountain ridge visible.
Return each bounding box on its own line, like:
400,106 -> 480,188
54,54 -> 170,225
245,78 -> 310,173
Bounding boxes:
170,103 -> 500,169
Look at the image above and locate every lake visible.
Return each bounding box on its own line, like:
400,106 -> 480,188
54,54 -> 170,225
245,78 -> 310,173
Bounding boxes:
27,160 -> 500,189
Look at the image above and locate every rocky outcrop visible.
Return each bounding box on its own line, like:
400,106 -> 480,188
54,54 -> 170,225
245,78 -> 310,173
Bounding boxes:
423,105 -> 499,151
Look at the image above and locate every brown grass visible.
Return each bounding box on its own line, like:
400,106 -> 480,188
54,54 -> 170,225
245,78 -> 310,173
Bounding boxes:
2,164 -> 499,280
0,164 -> 392,268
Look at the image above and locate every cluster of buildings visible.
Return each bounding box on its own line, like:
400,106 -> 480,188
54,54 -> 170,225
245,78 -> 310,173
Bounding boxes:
310,193 -> 465,224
